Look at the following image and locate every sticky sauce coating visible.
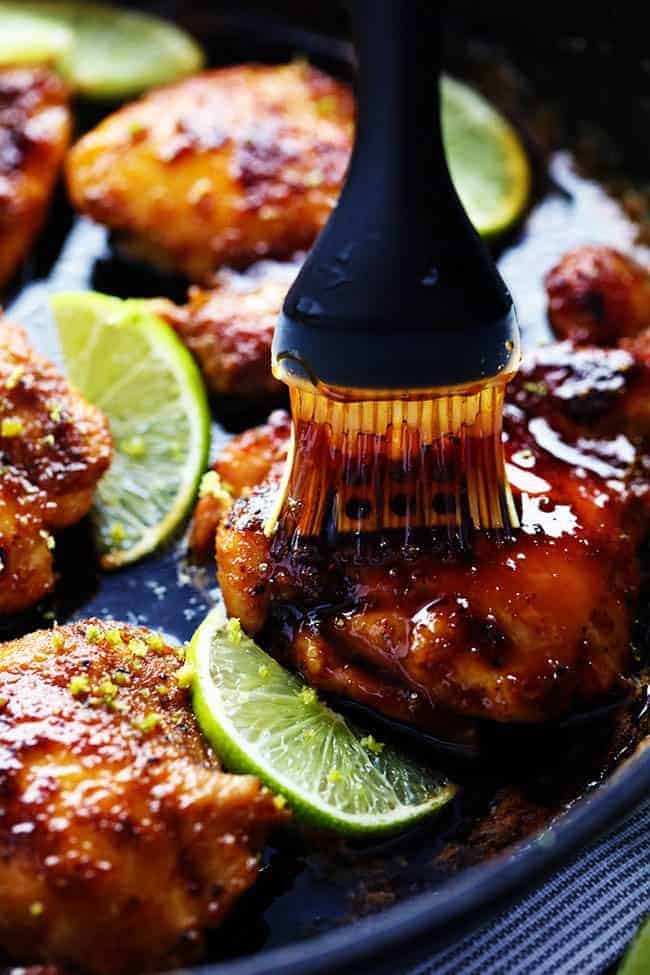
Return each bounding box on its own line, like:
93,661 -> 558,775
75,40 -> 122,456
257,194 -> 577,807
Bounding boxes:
0,320 -> 112,614
214,315 -> 650,732
0,67 -> 71,288
0,620 -> 286,975
66,63 -> 354,283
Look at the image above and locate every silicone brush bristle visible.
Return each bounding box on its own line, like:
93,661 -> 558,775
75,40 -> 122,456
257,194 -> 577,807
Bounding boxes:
268,381 -> 519,549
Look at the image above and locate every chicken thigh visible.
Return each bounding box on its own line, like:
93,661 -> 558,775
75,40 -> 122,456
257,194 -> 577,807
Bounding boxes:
211,279 -> 650,729
0,620 -> 285,974
66,63 -> 353,283
151,260 -> 297,397
0,320 -> 111,614
0,67 -> 71,289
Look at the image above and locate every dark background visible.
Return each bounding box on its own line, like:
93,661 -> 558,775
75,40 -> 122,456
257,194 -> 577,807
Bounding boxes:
121,0 -> 650,175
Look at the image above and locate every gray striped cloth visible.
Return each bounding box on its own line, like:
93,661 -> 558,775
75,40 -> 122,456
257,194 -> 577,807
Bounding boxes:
345,796 -> 650,975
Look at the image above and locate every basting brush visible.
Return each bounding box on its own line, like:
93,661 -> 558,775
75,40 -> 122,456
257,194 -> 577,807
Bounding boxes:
269,0 -> 520,551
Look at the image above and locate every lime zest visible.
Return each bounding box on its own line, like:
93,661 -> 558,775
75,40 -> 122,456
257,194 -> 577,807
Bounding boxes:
1,417 -> 23,438
300,686 -> 318,705
132,711 -> 162,734
68,674 -> 90,698
174,662 -> 195,689
5,366 -> 24,390
226,617 -> 244,644
199,470 -> 233,503
360,734 -> 385,755
128,639 -> 148,659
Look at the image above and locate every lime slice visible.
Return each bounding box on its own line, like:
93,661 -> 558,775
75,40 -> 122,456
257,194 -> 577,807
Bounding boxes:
0,5 -> 72,66
188,606 -> 456,837
442,76 -> 531,238
619,919 -> 650,975
51,292 -> 210,569
0,2 -> 204,99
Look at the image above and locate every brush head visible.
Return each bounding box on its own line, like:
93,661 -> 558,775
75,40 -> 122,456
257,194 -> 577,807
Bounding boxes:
266,372 -> 520,552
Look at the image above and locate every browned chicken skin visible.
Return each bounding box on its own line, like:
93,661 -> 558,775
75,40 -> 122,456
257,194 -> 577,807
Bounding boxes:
546,245 -> 650,345
0,321 -> 112,614
0,67 -> 71,289
207,244 -> 650,730
151,260 -> 298,397
66,63 -> 354,283
0,620 -> 286,975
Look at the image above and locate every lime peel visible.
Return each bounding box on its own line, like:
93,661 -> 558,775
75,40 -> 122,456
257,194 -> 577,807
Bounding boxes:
0,3 -> 72,66
188,606 -> 456,837
442,75 -> 531,238
0,2 -> 204,99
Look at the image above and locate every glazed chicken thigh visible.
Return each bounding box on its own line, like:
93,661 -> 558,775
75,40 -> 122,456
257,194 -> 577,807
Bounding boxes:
66,62 -> 354,283
0,67 -> 71,289
0,620 -> 285,975
0,321 -> 111,614
207,248 -> 650,731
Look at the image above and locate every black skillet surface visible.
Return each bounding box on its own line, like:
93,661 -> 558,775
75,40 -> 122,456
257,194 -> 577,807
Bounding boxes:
3,6 -> 650,974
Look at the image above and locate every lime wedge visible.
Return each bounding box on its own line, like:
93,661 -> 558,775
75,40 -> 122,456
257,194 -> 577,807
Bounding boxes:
0,5 -> 72,66
188,606 -> 456,837
0,2 -> 204,99
442,76 -> 531,238
51,292 -> 210,569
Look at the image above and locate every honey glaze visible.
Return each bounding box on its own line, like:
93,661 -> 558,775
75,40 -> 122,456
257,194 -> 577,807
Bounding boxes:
265,524 -> 638,731
219,340 -> 650,732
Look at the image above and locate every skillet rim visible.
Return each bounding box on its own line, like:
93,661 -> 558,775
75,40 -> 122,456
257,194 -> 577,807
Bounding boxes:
185,746 -> 650,975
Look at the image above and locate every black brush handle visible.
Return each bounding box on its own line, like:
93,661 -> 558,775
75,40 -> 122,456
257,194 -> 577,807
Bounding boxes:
274,0 -> 519,391
349,0 -> 448,231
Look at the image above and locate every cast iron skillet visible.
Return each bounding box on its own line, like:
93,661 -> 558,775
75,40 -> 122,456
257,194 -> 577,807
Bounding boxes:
4,6 -> 650,974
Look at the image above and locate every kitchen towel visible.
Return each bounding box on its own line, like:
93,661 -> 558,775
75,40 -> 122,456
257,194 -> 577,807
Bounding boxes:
345,794 -> 650,975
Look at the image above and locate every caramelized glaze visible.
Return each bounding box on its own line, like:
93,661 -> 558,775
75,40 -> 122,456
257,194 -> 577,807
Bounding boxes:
0,620 -> 286,974
66,63 -> 354,283
0,320 -> 112,614
216,326 -> 650,729
0,67 -> 71,289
